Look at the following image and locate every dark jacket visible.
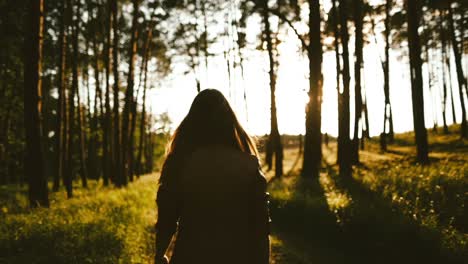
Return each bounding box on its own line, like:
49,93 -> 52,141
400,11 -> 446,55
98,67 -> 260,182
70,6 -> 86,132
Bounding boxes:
155,146 -> 270,264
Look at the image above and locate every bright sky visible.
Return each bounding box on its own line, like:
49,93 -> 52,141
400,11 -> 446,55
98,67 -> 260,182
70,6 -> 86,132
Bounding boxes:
143,2 -> 466,137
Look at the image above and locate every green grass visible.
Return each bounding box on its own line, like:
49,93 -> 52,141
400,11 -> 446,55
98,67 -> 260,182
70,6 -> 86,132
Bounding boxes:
266,128 -> 467,263
0,176 -> 310,263
0,127 -> 466,263
0,176 -> 158,264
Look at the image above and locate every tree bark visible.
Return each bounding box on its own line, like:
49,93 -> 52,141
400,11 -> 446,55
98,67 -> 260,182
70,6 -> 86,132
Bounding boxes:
382,0 -> 394,150
447,3 -> 467,138
102,0 -> 112,186
406,0 -> 429,163
65,1 -> 82,198
302,0 -> 323,179
122,0 -> 139,184
262,3 -> 283,178
331,0 -> 342,163
76,85 -> 88,188
338,0 -> 352,179
111,0 -> 123,186
352,0 -> 363,164
421,14 -> 438,132
90,2 -> 102,181
446,40 -> 457,125
54,0 -> 68,192
136,21 -> 155,177
24,0 -> 49,207
440,13 -> 449,134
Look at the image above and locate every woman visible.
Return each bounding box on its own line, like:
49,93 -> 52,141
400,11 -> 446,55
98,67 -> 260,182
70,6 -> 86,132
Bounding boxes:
155,89 -> 270,264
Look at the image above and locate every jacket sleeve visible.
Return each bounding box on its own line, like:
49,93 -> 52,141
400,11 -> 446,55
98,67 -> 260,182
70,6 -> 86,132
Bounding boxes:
249,167 -> 270,264
155,181 -> 180,260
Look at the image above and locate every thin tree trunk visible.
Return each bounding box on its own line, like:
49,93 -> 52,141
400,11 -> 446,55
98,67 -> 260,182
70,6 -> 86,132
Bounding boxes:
352,0 -> 363,164
111,0 -> 123,186
442,52 -> 449,133
331,0 -> 342,163
447,3 -> 467,138
338,0 -> 352,179
74,0 -> 88,188
122,0 -> 139,184
234,14 -> 249,122
24,0 -> 49,207
363,94 -> 370,139
91,3 -> 102,181
421,15 -> 438,132
54,0 -> 68,192
76,87 -> 88,188
83,3 -> 98,181
302,0 -> 323,179
65,1 -> 82,199
406,0 -> 429,163
262,3 -> 283,178
136,20 -> 154,177
446,39 -> 457,124
128,93 -> 138,180
201,0 -> 209,76
382,0 -> 394,149
102,0 -> 112,186
440,14 -> 449,133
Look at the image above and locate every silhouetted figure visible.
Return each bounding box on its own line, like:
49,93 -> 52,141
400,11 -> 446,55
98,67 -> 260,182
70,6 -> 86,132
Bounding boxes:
324,133 -> 329,147
155,89 -> 270,264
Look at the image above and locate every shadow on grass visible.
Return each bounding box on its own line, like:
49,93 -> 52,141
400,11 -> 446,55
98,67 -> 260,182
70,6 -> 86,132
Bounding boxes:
326,163 -> 467,264
269,176 -> 348,263
269,164 -> 467,264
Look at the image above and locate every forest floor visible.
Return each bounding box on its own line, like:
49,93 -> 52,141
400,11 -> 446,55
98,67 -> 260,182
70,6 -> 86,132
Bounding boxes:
0,127 -> 467,263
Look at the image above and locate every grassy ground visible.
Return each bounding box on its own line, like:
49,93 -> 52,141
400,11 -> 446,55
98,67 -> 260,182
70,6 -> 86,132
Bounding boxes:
266,128 -> 467,264
0,178 -> 158,263
0,128 -> 466,263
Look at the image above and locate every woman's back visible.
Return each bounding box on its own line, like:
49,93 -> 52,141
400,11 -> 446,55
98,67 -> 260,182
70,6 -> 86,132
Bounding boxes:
154,90 -> 269,264
168,146 -> 268,264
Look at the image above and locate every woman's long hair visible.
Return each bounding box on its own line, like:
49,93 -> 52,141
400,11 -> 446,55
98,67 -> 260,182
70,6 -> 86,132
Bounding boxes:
159,89 -> 258,185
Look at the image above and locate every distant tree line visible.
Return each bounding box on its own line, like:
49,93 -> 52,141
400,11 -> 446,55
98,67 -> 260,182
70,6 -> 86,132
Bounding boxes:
1,0 -> 172,207
1,0 -> 467,206
242,0 -> 467,180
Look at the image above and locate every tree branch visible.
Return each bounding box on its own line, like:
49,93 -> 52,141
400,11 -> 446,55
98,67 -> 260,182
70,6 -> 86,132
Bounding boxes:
267,8 -> 309,51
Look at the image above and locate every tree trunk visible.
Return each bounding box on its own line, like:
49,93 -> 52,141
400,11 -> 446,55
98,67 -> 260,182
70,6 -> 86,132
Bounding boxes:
331,0 -> 342,163
111,0 -> 123,186
102,0 -> 112,186
363,97 -> 370,139
76,86 -> 88,188
338,0 -> 352,179
65,1 -> 82,199
406,0 -> 429,163
447,3 -> 467,138
302,0 -> 323,179
201,0 -> 210,77
128,93 -> 138,180
262,3 -> 283,178
91,3 -> 102,181
421,15 -> 438,132
440,13 -> 449,134
136,19 -> 154,177
54,0 -> 67,192
24,0 -> 49,207
122,0 -> 139,184
382,0 -> 394,150
82,3 -> 97,181
352,0 -> 363,164
73,1 -> 88,188
446,40 -> 457,124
